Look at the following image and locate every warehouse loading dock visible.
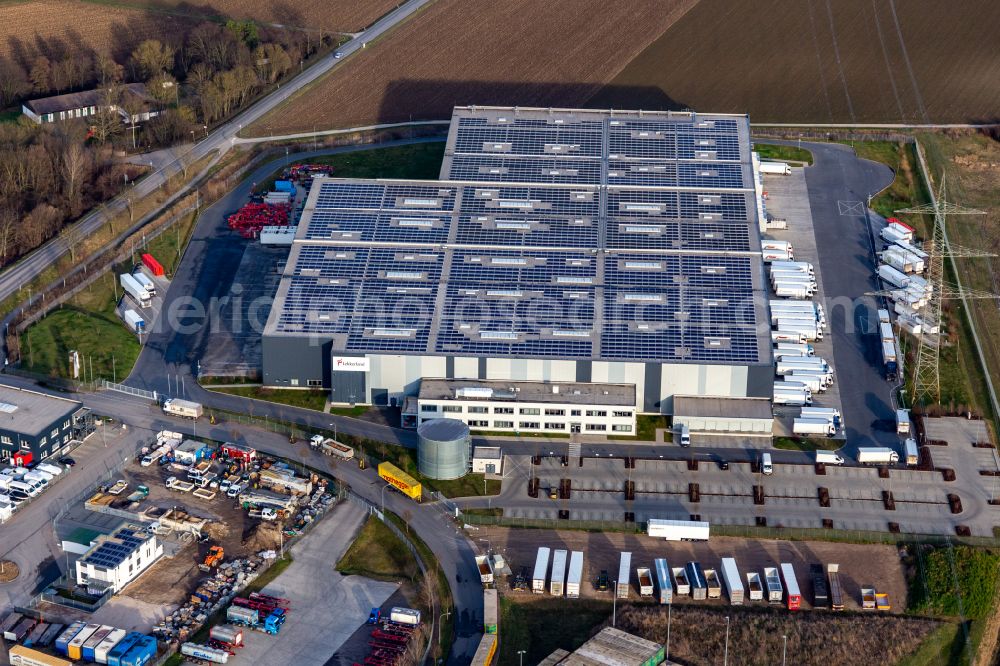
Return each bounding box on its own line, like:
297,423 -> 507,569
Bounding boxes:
672,396 -> 773,437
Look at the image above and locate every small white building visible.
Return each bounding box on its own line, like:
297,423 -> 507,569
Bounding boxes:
471,447 -> 503,475
173,439 -> 207,465
75,524 -> 163,594
417,379 -> 637,436
22,83 -> 159,125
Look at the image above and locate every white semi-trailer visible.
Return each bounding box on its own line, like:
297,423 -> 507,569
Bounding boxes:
857,447 -> 900,464
120,273 -> 151,308
720,557 -> 745,605
532,547 -> 550,594
759,161 -> 792,175
132,270 -> 157,295
647,518 -> 710,541
793,418 -> 837,437
162,399 -> 203,419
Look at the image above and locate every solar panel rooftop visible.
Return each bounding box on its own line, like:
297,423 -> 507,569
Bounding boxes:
265,106 -> 768,365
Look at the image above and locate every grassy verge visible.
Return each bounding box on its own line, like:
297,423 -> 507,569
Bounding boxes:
498,597 -> 611,666
383,511 -> 454,663
753,142 -> 814,165
464,508 -> 503,517
773,436 -> 842,451
609,414 -> 671,441
209,385 -> 328,411
0,109 -> 21,124
21,271 -> 140,381
259,141 -> 445,191
899,622 -> 965,666
329,405 -> 371,417
337,516 -> 421,581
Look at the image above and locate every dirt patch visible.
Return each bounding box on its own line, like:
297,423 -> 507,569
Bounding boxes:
487,527 -> 908,611
120,541 -> 201,606
247,0 -> 697,135
0,560 -> 19,583
244,521 -> 284,553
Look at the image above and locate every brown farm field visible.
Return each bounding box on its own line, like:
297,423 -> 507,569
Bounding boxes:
0,0 -> 198,62
591,0 -> 1000,123
244,0 -> 699,136
89,0 -> 399,32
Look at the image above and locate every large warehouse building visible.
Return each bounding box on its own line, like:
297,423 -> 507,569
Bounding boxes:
262,105 -> 772,415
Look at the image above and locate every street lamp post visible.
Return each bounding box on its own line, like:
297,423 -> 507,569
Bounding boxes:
782,634 -> 787,666
517,650 -> 526,666
380,482 -> 391,514
612,581 -> 617,627
438,609 -> 451,652
723,616 -> 730,666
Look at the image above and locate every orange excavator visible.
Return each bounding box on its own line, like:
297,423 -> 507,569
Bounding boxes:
199,545 -> 224,572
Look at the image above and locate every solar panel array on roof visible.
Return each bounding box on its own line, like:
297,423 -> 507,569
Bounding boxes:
266,106 -> 768,365
81,527 -> 148,570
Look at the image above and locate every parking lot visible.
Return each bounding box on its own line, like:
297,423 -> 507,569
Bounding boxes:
485,526 -> 907,611
227,502 -> 400,666
478,452 -> 994,536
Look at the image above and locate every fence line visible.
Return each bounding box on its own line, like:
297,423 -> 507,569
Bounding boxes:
102,380 -> 158,402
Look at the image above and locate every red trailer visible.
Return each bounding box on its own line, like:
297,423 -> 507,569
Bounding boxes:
142,253 -> 165,276
220,443 -> 257,464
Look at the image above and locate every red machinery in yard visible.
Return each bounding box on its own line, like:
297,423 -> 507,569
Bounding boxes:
228,203 -> 290,239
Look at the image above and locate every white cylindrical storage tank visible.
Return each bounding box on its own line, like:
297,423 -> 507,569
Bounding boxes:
418,418 -> 471,480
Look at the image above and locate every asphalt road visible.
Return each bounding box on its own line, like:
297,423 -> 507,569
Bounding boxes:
0,0 -> 431,307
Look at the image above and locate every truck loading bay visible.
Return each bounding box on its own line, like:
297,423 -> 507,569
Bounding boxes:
457,443 -> 998,536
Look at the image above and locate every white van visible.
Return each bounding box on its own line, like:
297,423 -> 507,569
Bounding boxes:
761,453 -> 773,475
815,451 -> 845,465
8,480 -> 40,497
679,424 -> 691,447
36,463 -> 63,476
23,471 -> 49,487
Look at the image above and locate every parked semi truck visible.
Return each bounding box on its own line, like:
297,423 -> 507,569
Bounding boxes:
119,273 -> 151,308
746,572 -> 764,601
162,399 -> 203,419
764,567 -> 783,604
550,549 -> 568,596
132,270 -> 157,295
828,564 -> 845,610
532,547 -> 550,594
759,161 -> 792,175
720,558 -> 744,605
637,567 -> 654,597
617,552 -> 632,599
476,556 -> 494,586
566,551 -> 583,599
654,558 -> 672,604
857,447 -> 899,464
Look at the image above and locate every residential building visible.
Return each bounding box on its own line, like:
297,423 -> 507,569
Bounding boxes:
75,524 -> 163,594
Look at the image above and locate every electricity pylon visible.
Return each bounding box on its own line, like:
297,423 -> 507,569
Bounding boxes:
894,174 -> 988,404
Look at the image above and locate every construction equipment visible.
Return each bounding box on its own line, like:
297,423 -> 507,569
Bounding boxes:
199,546 -> 225,572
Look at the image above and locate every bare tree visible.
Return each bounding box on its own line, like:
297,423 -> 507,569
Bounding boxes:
0,207 -> 18,266
0,58 -> 28,107
62,141 -> 91,216
29,56 -> 51,93
131,40 -> 175,80
90,85 -> 123,144
93,51 -> 123,85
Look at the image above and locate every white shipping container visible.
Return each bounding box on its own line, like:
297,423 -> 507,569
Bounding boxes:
550,549 -> 568,596
124,309 -> 145,333
896,409 -> 912,435
878,264 -> 910,289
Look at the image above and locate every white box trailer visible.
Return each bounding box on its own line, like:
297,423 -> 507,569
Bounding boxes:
720,558 -> 745,605
774,380 -> 814,395
771,330 -> 807,344
163,399 -> 203,419
550,549 -> 568,596
654,558 -> 673,604
770,260 -> 814,274
763,249 -> 793,263
857,447 -> 899,464
131,270 -> 156,295
773,390 -> 812,407
881,225 -> 911,244
770,269 -> 815,283
776,323 -> 822,341
123,309 -> 145,333
801,407 -> 841,426
896,409 -> 912,435
784,373 -> 829,393
770,301 -> 822,315
759,161 -> 792,175
532,547 -> 550,594
617,552 -> 632,599
905,438 -> 919,466
878,308 -> 891,324
879,322 -> 895,342
761,239 -> 792,252
776,357 -> 829,374
773,283 -> 815,299
793,418 -> 836,437
781,563 -> 802,610
120,273 -> 151,308
893,238 -> 927,259
878,264 -> 910,289
647,518 -> 710,541
775,342 -> 814,356
566,551 -> 583,599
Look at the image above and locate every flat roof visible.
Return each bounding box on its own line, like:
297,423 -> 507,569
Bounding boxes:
0,385 -> 81,436
558,627 -> 663,666
472,446 -> 502,460
80,524 -> 155,570
265,105 -> 769,366
418,378 -> 635,407
673,395 -> 773,419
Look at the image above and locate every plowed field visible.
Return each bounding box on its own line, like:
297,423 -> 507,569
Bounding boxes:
0,0 -> 197,61
106,0 -> 399,32
245,0 -> 698,136
589,0 -> 1000,123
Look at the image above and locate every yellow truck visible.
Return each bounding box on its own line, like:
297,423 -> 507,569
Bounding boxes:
378,462 -> 422,501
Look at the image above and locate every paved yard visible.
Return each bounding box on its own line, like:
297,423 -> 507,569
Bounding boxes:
227,502 -> 399,666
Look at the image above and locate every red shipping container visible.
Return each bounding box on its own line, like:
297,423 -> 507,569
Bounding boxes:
142,253 -> 165,276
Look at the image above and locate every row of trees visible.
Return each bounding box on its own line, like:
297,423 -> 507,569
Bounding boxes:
0,122 -> 142,267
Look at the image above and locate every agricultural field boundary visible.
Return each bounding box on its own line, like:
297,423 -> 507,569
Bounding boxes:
912,138 -> 1000,427
235,119 -> 450,144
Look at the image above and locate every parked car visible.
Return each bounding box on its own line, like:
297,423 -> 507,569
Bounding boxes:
220,479 -> 231,492
226,484 -> 242,498
716,457 -> 730,471
58,457 -> 76,466
367,608 -> 380,624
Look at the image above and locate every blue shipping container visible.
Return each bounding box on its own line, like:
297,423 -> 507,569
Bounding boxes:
120,636 -> 158,666
106,632 -> 144,666
274,180 -> 295,193
55,621 -> 87,656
